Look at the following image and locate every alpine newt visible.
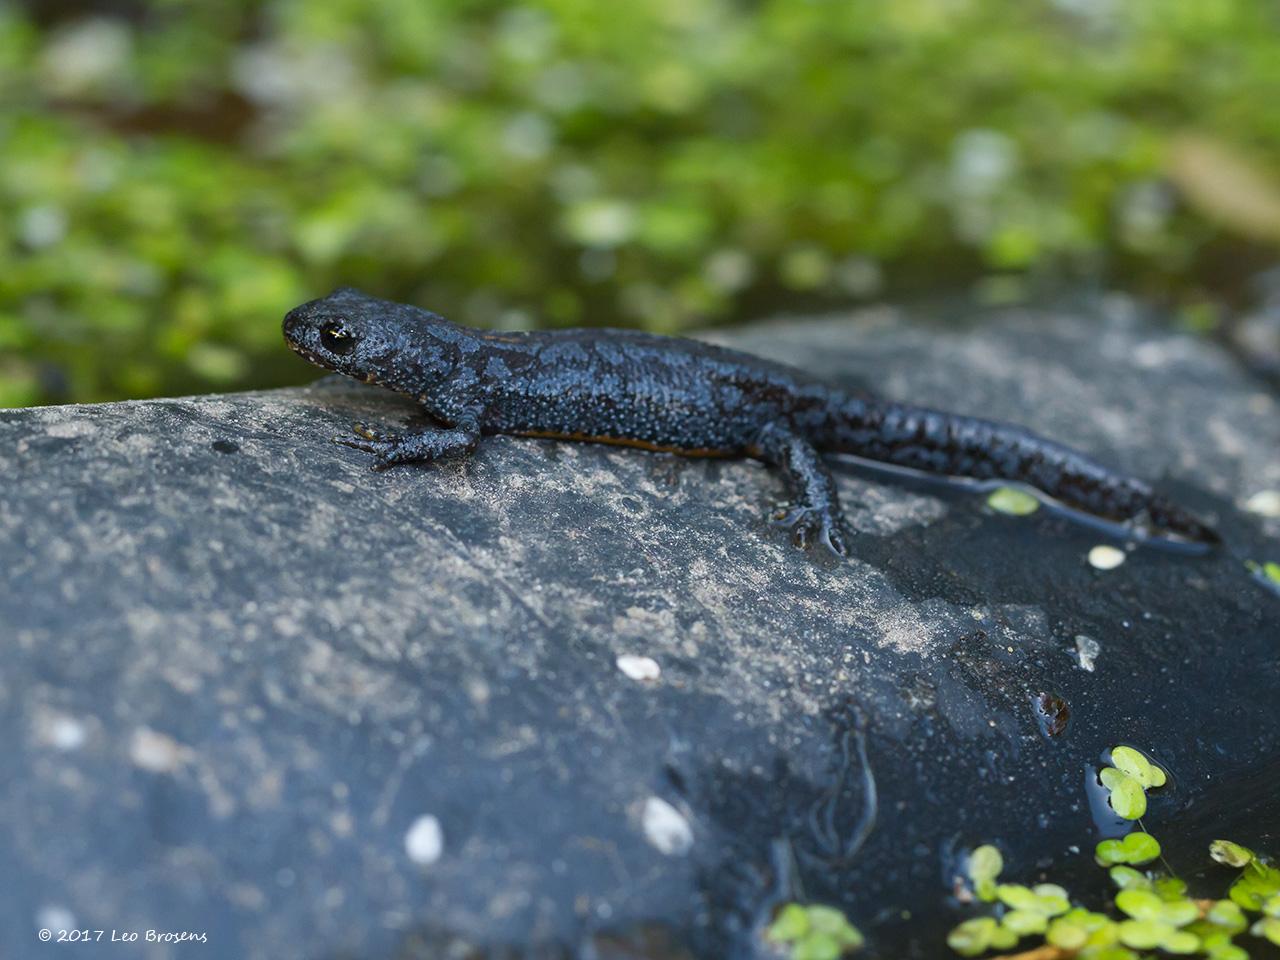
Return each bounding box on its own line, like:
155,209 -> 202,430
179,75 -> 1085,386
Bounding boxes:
283,288 -> 1217,556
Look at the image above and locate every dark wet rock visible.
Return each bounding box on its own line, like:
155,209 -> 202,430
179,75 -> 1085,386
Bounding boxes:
1232,304 -> 1280,385
1,297 -> 1278,960
1231,267 -> 1280,386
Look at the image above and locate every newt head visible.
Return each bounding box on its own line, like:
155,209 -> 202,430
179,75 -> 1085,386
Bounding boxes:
283,287 -> 462,395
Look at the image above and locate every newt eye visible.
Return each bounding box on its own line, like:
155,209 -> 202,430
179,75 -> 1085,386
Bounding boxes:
320,320 -> 357,355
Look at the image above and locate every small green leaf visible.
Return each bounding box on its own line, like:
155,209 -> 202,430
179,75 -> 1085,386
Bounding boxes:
987,486 -> 1040,516
767,903 -> 810,943
1160,928 -> 1200,954
1002,909 -> 1047,935
995,883 -> 1039,911
1046,917 -> 1089,950
1265,894 -> 1280,918
1100,767 -> 1148,819
1264,561 -> 1280,585
1060,906 -> 1115,934
1109,866 -> 1151,890
988,924 -> 1018,950
946,917 -> 995,957
1205,899 -> 1247,932
793,932 -> 841,960
1033,882 -> 1069,900
806,906 -> 846,935
1145,760 -> 1168,788
1109,746 -> 1167,789
967,845 -> 1002,902
1204,943 -> 1250,960
1229,863 -> 1280,911
1252,915 -> 1280,946
1123,832 -> 1161,865
807,905 -> 864,948
1159,899 -> 1200,928
1031,884 -> 1071,917
1153,876 -> 1188,901
1087,948 -> 1139,960
1096,839 -> 1126,866
1097,832 -> 1161,866
1116,888 -> 1163,921
1117,918 -> 1165,949
1210,840 -> 1255,868
967,845 -> 1002,887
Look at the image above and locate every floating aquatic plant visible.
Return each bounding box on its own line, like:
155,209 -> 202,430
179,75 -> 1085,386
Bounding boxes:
1228,860 -> 1280,913
987,487 -> 1040,517
948,838 -> 1280,959
1099,745 -> 1167,820
1095,832 -> 1161,868
994,883 -> 1072,935
945,740 -> 1279,959
968,844 -> 1004,902
1244,560 -> 1280,588
1211,841 -> 1256,869
766,902 -> 864,959
767,740 -> 1275,958
947,915 -> 1019,956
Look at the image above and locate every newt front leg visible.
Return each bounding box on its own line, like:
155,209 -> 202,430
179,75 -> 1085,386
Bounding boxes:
335,408 -> 484,471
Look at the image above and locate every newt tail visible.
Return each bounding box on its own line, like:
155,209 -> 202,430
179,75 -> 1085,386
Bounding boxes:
282,288 -> 1218,557
822,396 -> 1218,545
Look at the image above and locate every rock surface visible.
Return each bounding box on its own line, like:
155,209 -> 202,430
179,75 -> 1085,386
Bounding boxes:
2,298 -> 1278,960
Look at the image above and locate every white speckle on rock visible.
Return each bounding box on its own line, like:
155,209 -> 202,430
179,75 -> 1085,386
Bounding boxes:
37,905 -> 77,933
129,727 -> 186,773
1087,545 -> 1126,570
1132,340 -> 1176,369
227,883 -> 266,911
1244,490 -> 1280,518
272,615 -> 301,638
615,654 -> 661,682
44,419 -> 94,439
641,796 -> 693,856
45,714 -> 87,751
1074,635 -> 1101,672
330,811 -> 354,837
404,814 -> 444,865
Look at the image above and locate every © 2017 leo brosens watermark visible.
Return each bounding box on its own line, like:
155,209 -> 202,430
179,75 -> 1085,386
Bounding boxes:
39,929 -> 208,944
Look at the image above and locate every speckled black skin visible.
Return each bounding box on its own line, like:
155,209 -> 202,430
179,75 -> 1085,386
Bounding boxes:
283,288 -> 1218,556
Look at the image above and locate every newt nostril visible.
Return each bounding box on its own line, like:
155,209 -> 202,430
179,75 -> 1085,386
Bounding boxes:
282,308 -> 310,341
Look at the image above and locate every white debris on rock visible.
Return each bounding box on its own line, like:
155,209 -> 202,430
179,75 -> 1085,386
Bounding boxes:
129,727 -> 187,773
37,712 -> 87,752
1244,490 -> 1280,518
615,654 -> 661,682
1087,545 -> 1126,570
404,815 -> 444,866
641,797 -> 693,856
37,905 -> 77,934
1074,635 -> 1101,672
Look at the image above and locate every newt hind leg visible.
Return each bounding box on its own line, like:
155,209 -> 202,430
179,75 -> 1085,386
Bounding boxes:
754,421 -> 849,558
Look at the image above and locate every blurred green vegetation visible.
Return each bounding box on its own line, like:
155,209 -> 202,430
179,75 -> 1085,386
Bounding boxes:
2,0 -> 1280,406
